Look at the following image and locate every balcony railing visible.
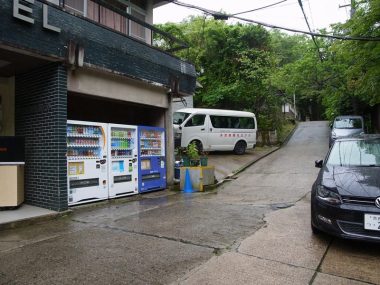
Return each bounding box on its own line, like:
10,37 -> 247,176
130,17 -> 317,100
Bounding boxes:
42,0 -> 188,52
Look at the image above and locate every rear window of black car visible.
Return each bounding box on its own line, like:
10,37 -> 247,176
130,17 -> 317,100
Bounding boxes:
327,139 -> 380,167
334,118 -> 363,129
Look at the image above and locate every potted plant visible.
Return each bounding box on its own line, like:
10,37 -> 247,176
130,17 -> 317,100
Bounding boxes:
187,142 -> 200,166
176,146 -> 190,167
200,151 -> 209,166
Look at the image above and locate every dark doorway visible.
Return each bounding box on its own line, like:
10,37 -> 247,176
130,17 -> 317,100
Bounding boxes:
68,92 -> 165,127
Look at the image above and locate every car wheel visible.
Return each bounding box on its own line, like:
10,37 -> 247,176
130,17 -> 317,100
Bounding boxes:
234,141 -> 246,155
311,223 -> 321,235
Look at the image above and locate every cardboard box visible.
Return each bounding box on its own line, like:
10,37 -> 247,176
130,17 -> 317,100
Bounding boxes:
0,165 -> 24,207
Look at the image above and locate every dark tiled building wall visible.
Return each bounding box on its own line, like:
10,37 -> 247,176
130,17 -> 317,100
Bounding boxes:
15,64 -> 68,211
0,0 -> 196,94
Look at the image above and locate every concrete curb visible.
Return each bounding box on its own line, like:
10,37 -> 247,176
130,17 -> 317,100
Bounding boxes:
280,122 -> 298,147
0,210 -> 72,231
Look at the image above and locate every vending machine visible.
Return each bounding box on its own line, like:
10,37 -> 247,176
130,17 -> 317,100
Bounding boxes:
138,126 -> 166,193
108,124 -> 138,198
66,120 -> 108,205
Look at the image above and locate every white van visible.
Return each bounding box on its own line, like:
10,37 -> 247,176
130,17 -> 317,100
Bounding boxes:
173,108 -> 257,154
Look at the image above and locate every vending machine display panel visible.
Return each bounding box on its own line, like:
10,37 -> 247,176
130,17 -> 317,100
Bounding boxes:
108,124 -> 138,198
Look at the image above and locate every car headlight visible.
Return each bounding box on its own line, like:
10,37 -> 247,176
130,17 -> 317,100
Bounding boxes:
317,185 -> 342,205
331,132 -> 337,139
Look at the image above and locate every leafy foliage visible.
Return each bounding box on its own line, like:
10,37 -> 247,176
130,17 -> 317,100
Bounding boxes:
271,0 -> 380,124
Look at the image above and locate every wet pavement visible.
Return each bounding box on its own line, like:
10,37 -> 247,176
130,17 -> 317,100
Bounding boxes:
1,121 -> 379,284
206,146 -> 278,182
0,146 -> 276,228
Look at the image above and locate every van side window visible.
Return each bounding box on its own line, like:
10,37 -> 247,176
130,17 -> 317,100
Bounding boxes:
185,114 -> 206,127
210,116 -> 255,129
210,116 -> 227,128
240,117 -> 255,129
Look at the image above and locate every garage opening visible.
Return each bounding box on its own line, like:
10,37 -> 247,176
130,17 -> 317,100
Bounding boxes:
68,92 -> 165,127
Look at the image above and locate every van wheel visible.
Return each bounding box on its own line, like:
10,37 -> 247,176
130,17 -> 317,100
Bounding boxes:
234,141 -> 246,155
189,140 -> 203,153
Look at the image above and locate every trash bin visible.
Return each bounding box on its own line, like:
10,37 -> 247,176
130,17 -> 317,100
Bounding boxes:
174,160 -> 181,180
0,136 -> 25,208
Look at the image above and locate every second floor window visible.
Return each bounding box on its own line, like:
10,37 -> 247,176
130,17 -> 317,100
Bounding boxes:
129,7 -> 146,41
62,0 -> 148,43
65,0 -> 86,15
87,0 -> 127,34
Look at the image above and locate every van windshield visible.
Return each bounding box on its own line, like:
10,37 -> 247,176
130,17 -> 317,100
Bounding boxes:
173,112 -> 191,125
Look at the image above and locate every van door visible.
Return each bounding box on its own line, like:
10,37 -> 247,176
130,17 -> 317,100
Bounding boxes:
181,114 -> 208,149
208,115 -> 234,151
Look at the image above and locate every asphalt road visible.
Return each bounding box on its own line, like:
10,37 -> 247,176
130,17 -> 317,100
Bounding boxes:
0,121 -> 379,284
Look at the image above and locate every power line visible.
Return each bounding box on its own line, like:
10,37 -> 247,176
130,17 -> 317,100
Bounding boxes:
232,14 -> 380,41
306,0 -> 315,30
164,0 -> 215,16
255,0 -> 311,11
164,0 -> 380,42
297,0 -> 323,61
231,0 -> 287,16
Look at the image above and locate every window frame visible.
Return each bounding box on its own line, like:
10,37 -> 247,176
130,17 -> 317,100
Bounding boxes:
64,0 -> 88,16
47,0 -> 59,5
127,4 -> 147,41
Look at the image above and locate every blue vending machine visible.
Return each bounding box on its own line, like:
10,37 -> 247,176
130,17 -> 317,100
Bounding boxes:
138,126 -> 166,193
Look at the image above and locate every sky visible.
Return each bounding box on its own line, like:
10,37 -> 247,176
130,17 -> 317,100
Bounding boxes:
154,0 -> 352,33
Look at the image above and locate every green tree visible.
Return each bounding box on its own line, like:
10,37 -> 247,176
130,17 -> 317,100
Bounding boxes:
156,17 -> 284,130
337,0 -> 380,106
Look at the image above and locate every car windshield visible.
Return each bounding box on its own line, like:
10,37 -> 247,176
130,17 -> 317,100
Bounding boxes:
334,118 -> 362,129
173,112 -> 191,125
327,139 -> 380,167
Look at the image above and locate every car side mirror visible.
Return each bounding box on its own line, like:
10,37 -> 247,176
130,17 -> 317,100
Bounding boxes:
179,126 -> 182,130
315,160 -> 323,168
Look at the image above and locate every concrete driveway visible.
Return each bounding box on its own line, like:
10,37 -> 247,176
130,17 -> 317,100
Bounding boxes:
207,146 -> 278,182
177,121 -> 380,285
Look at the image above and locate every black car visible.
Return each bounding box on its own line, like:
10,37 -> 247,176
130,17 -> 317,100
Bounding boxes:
311,135 -> 380,242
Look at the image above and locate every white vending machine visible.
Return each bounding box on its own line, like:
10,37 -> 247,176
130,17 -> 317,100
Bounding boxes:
108,124 -> 138,198
67,120 -> 108,205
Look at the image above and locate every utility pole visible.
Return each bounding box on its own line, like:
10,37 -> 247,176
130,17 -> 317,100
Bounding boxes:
339,0 -> 355,18
339,0 -> 358,115
293,91 -> 297,120
350,0 -> 356,17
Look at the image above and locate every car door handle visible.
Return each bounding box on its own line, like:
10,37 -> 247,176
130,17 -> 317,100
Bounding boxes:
210,128 -> 213,132
201,128 -> 205,131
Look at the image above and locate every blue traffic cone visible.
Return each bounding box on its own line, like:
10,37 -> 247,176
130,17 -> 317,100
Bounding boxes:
183,168 -> 193,193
